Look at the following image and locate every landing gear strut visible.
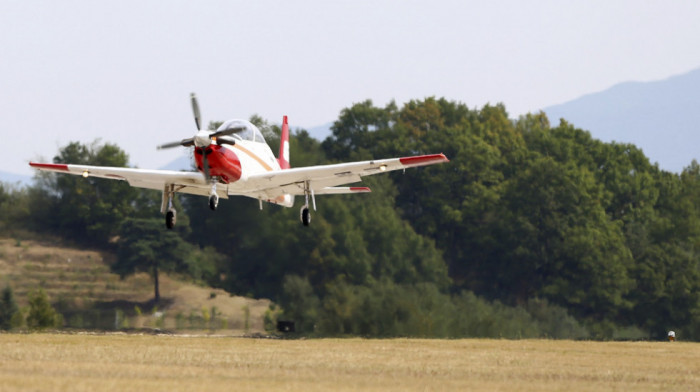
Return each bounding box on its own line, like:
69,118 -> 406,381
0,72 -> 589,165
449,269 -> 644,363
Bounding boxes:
209,178 -> 219,211
162,184 -> 179,230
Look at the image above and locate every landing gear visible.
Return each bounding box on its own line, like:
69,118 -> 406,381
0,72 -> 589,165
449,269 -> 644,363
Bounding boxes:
300,180 -> 315,226
209,178 -> 219,211
300,206 -> 311,226
165,208 -> 177,229
162,184 -> 178,230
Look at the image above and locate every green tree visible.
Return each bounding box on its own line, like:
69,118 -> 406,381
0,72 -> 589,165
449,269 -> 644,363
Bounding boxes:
322,99 -> 398,161
0,285 -> 19,330
26,288 -> 63,330
0,183 -> 31,233
30,141 -> 137,247
113,218 -> 194,303
493,156 -> 634,320
279,275 -> 320,334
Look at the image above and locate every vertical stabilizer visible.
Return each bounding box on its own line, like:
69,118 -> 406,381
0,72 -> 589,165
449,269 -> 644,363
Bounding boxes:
278,115 -> 291,169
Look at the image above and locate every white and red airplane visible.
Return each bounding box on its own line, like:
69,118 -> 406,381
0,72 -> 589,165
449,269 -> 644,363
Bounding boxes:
30,94 -> 449,229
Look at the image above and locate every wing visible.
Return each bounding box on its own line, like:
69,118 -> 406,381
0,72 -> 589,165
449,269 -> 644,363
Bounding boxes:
29,153 -> 448,201
28,162 -> 228,199
229,153 -> 448,199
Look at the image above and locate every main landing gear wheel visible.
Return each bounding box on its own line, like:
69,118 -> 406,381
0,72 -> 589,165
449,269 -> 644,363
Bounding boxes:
300,206 -> 311,226
165,208 -> 177,229
209,194 -> 219,211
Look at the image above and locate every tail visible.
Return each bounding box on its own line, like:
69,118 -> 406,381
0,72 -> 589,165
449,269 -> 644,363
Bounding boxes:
278,115 -> 291,169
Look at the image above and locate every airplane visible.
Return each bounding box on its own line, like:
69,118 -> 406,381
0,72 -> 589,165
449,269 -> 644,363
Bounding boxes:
29,94 -> 449,229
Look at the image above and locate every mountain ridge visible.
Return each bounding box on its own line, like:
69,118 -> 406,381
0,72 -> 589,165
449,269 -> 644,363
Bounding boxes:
543,67 -> 700,172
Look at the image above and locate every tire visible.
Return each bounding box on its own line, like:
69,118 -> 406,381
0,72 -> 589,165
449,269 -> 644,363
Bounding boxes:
165,209 -> 176,229
301,207 -> 311,226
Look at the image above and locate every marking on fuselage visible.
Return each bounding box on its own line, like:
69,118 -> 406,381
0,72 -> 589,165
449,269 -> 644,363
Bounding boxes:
232,144 -> 274,172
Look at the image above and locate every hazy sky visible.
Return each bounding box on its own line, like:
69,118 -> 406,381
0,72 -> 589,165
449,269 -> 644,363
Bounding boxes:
2,0 -> 700,176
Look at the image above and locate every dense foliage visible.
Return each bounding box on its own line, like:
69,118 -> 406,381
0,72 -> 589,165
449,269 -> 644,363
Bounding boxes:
3,98 -> 700,339
0,285 -> 20,330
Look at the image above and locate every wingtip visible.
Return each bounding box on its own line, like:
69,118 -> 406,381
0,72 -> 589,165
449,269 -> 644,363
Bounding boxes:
29,162 -> 69,171
399,153 -> 450,167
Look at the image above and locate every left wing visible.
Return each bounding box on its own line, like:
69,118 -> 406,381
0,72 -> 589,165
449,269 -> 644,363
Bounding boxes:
230,153 -> 449,199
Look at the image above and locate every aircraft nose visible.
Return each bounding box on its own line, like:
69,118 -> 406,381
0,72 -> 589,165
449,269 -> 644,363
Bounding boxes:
194,130 -> 212,148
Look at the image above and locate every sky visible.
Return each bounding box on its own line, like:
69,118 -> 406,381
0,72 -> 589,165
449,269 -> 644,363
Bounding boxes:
2,0 -> 700,176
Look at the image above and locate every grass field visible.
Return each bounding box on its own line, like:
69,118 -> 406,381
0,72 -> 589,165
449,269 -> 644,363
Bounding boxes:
1,334 -> 698,391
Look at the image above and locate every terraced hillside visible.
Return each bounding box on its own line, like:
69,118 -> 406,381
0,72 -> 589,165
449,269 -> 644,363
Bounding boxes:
0,235 -> 271,334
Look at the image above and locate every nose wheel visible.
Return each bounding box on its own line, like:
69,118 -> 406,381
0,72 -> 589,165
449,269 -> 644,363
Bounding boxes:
209,194 -> 219,211
208,177 -> 220,211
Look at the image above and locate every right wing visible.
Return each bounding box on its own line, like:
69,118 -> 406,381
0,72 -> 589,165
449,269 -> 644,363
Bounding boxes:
28,162 -> 228,198
228,153 -> 449,200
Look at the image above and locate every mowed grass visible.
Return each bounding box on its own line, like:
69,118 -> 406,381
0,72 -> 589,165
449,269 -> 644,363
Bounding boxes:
1,334 -> 698,391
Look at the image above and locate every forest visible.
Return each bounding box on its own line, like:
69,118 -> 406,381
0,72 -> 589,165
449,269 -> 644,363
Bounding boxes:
1,98 -> 699,340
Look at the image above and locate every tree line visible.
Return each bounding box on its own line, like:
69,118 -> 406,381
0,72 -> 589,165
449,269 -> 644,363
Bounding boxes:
1,98 -> 699,339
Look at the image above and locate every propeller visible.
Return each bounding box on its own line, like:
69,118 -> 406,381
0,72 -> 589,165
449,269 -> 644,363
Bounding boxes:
191,92 -> 201,130
156,93 -> 244,180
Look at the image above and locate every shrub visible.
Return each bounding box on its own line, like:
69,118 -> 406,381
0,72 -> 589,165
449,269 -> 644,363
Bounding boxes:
26,288 -> 63,330
0,285 -> 19,330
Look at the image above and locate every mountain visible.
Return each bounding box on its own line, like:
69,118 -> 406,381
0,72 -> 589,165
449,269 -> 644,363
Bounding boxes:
543,68 -> 700,173
0,171 -> 32,187
306,122 -> 333,141
159,155 -> 193,171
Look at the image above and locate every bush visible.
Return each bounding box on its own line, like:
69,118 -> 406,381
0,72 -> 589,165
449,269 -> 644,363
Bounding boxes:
283,280 -> 594,339
26,288 -> 63,330
280,275 -> 320,334
0,285 -> 20,330
525,298 -> 589,339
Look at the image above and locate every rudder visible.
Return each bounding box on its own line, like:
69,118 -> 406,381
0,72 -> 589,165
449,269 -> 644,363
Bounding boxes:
278,115 -> 291,169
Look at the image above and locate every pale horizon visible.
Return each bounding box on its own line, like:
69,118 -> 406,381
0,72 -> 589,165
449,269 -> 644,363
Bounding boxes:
2,1 -> 700,176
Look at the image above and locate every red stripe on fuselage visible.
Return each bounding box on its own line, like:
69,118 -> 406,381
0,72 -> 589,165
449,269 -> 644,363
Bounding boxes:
29,162 -> 69,171
194,145 -> 242,183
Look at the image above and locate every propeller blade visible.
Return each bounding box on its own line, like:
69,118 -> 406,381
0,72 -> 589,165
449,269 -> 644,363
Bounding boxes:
215,136 -> 236,146
191,93 -> 202,131
210,126 -> 245,138
157,138 -> 195,150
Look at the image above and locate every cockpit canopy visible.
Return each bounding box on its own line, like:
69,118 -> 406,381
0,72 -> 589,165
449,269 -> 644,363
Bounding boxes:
216,120 -> 266,143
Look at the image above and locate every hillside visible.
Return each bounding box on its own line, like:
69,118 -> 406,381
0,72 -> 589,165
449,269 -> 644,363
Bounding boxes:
0,234 -> 271,334
543,67 -> 700,172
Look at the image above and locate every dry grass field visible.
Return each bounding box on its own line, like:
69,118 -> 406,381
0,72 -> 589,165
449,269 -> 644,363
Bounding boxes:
0,334 -> 698,391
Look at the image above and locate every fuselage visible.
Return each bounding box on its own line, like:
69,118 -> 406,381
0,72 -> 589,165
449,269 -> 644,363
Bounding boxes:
194,119 -> 293,207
